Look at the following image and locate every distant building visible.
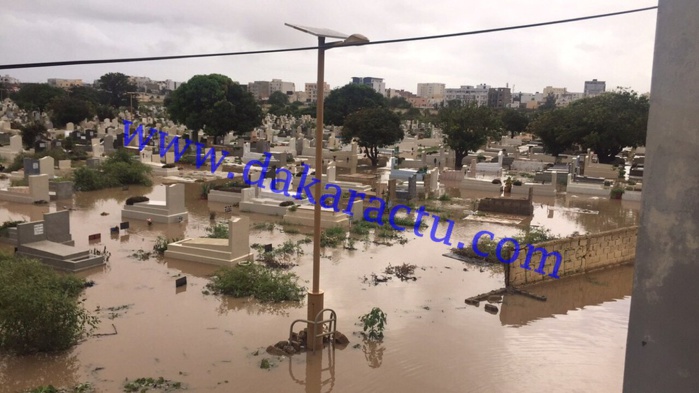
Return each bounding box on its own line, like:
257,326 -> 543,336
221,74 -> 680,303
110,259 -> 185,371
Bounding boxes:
247,81 -> 271,100
47,78 -> 83,89
386,88 -> 416,99
445,84 -> 490,106
584,79 -> 606,96
407,97 -> 431,109
289,91 -> 308,103
487,87 -> 512,108
417,83 -> 446,100
270,79 -> 296,96
543,86 -> 567,97
304,82 -> 330,102
351,77 -> 386,96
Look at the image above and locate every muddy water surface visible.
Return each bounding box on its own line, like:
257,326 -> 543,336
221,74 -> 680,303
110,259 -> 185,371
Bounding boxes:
0,183 -> 638,392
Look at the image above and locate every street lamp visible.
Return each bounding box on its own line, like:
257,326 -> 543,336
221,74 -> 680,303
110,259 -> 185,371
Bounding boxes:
285,23 -> 369,350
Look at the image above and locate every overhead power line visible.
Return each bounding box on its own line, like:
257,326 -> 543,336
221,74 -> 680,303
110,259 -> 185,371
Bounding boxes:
0,6 -> 657,70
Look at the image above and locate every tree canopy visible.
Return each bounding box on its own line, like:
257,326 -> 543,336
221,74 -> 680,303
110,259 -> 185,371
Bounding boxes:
165,74 -> 263,139
10,84 -> 66,112
527,90 -> 649,162
341,107 -> 404,167
267,91 -> 290,116
98,72 -> 138,108
438,101 -> 502,169
388,96 -> 412,109
20,123 -> 49,148
324,84 -> 387,126
47,96 -> 96,128
500,108 -> 530,138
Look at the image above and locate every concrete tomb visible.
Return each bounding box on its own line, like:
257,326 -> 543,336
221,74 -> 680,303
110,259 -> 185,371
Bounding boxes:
164,216 -> 254,266
15,210 -> 105,272
121,183 -> 188,223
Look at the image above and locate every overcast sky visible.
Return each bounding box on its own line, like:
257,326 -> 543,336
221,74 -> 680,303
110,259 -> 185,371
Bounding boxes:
1,1 -> 658,94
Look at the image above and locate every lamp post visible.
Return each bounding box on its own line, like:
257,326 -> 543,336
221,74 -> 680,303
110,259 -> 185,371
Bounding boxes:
285,23 -> 369,350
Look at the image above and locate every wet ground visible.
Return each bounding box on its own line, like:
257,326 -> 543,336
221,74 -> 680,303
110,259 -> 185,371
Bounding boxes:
0,181 -> 639,392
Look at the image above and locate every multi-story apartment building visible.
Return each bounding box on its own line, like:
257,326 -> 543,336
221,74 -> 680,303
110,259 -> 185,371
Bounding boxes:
304,82 -> 331,102
351,77 -> 386,96
487,87 -> 512,108
417,83 -> 446,100
247,81 -> 271,100
584,79 -> 606,96
47,78 -> 83,89
444,84 -> 490,106
270,79 -> 296,95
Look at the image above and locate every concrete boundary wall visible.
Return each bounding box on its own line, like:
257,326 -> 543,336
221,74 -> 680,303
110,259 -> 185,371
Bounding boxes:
506,226 -> 638,287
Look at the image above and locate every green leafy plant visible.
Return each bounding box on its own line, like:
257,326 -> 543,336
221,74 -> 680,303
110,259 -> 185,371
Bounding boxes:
206,222 -> 230,238
205,264 -> 306,302
359,307 -> 387,340
122,377 -> 183,392
320,226 -> 347,248
153,236 -> 181,255
0,254 -> 98,354
610,187 -> 625,199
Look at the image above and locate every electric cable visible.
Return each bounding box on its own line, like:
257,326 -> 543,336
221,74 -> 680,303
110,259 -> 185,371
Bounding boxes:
0,6 -> 657,70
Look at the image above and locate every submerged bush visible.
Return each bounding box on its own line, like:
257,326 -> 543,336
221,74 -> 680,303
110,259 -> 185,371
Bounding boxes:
72,149 -> 152,191
320,226 -> 347,248
206,222 -> 230,239
205,264 -> 306,302
0,254 -> 98,354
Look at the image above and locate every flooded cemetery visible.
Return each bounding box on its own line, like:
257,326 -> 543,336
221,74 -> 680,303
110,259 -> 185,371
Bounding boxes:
0,107 -> 644,392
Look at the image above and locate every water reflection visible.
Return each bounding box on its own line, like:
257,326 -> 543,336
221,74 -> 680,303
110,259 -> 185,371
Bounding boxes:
0,352 -> 80,393
361,339 -> 385,369
217,295 -> 304,317
500,264 -> 634,326
288,347 -> 336,393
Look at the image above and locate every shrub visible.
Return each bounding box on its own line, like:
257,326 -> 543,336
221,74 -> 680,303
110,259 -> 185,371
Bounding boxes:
0,254 -> 98,354
320,226 -> 346,248
279,200 -> 294,207
0,220 -> 24,236
438,194 -> 451,202
125,196 -> 149,205
513,179 -> 523,186
206,222 -> 229,239
513,227 -> 558,244
72,149 -> 152,191
359,307 -> 387,340
153,236 -> 181,255
491,178 -> 501,184
205,264 -> 306,302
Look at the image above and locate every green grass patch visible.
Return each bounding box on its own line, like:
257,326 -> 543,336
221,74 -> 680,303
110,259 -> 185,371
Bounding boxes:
123,377 -> 183,392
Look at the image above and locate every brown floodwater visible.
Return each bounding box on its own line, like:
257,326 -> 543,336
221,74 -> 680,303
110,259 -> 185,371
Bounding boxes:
0,181 -> 639,392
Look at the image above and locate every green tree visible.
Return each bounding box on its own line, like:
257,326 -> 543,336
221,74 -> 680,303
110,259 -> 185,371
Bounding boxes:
539,93 -> 557,111
567,90 -> 649,163
0,254 -> 97,354
10,84 -> 66,111
97,72 -> 137,108
500,108 -> 530,138
528,90 -> 649,163
165,74 -> 262,140
47,96 -> 96,128
526,109 -> 576,157
388,96 -> 412,109
267,91 -> 290,116
324,84 -> 387,126
341,108 -> 403,167
19,123 -> 48,148
438,101 -> 501,169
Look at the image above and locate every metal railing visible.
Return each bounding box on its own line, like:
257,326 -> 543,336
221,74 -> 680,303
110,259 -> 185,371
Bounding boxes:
289,308 -> 337,353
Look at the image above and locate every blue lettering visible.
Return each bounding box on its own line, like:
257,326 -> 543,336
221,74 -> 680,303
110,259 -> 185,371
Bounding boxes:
158,131 -> 192,161
195,142 -> 228,173
388,204 -> 412,231
471,231 -> 495,257
523,245 -> 563,278
496,237 -> 520,264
